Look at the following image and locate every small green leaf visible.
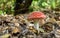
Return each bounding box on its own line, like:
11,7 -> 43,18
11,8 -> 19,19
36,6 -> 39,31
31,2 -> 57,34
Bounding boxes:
39,28 -> 44,32
50,0 -> 56,9
1,34 -> 10,38
0,10 -> 3,15
42,2 -> 48,6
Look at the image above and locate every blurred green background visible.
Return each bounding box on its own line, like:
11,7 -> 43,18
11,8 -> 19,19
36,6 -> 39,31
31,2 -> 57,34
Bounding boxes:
0,0 -> 60,15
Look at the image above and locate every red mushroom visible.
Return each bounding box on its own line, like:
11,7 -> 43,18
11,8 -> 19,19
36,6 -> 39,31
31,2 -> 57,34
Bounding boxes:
28,11 -> 46,19
28,11 -> 46,32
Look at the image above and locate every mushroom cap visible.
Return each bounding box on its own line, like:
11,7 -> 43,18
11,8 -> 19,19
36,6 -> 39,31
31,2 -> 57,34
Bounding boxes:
28,11 -> 46,19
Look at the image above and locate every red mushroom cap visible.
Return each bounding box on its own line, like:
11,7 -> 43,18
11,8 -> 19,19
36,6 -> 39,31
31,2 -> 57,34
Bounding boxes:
28,11 -> 46,19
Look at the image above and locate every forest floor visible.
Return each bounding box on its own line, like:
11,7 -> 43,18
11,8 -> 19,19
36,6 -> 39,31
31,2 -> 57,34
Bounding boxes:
0,10 -> 60,38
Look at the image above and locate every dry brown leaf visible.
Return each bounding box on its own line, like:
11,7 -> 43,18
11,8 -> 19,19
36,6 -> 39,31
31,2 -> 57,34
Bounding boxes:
12,27 -> 20,33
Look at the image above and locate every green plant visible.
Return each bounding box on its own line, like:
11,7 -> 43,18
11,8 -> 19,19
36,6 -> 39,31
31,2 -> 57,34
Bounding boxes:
0,0 -> 15,15
29,0 -> 60,11
29,0 -> 40,11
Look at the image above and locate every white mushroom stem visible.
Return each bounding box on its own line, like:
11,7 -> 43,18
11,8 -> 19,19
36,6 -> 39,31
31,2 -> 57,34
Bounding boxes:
34,20 -> 40,33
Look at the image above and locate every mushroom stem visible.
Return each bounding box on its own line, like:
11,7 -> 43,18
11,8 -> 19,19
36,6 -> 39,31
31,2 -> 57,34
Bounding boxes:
34,20 -> 40,33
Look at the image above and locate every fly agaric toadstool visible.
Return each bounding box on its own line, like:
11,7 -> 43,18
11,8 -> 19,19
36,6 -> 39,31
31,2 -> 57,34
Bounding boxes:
28,11 -> 46,33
